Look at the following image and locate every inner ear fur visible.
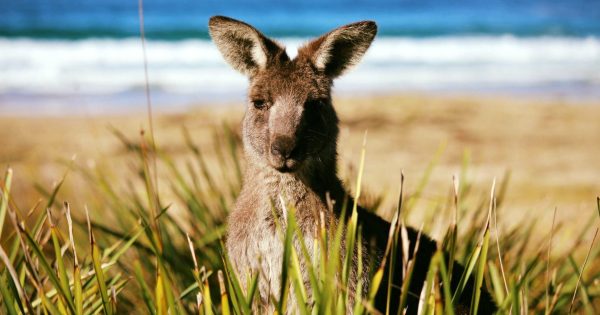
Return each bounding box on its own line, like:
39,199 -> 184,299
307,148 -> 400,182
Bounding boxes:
208,16 -> 287,76
299,21 -> 377,78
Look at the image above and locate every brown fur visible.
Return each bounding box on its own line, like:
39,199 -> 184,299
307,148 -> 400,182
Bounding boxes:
209,16 -> 496,314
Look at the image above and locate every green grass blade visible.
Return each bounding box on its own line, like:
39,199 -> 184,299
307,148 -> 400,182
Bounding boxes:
202,271 -> 214,315
73,265 -> 83,315
245,272 -> 259,311
277,204 -> 295,313
40,292 -> 62,315
92,242 -> 112,315
452,242 -> 482,303
178,282 -> 200,301
19,224 -> 77,314
470,227 -> 491,314
106,225 -> 146,265
352,228 -> 365,315
87,209 -> 113,315
287,217 -> 309,315
367,267 -> 384,303
567,247 -> 596,314
434,252 -> 455,315
134,261 -> 157,315
398,260 -> 416,312
0,168 -> 13,238
0,269 -> 20,315
297,236 -> 320,308
419,252 -> 439,315
222,251 -> 251,314
48,211 -> 75,307
155,265 -> 168,315
487,262 -> 506,306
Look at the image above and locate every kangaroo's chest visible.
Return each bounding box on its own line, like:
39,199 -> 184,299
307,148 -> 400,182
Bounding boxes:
244,212 -> 285,303
227,169 -> 335,313
232,206 -> 320,312
228,174 -> 332,310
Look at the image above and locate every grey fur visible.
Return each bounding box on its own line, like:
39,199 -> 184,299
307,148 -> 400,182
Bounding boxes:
208,16 -> 497,315
210,15 -> 376,313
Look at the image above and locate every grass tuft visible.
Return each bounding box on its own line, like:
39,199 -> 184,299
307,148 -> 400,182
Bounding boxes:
1,127 -> 599,314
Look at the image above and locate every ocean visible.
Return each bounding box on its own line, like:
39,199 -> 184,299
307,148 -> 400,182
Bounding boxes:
1,0 -> 599,114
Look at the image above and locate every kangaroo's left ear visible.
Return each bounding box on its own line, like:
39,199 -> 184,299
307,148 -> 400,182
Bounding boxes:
299,21 -> 377,78
209,16 -> 287,77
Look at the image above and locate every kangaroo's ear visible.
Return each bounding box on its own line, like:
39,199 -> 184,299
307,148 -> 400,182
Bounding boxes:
300,21 -> 377,78
208,16 -> 286,77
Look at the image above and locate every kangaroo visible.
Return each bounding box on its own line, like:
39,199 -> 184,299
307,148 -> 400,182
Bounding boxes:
209,16 -> 496,314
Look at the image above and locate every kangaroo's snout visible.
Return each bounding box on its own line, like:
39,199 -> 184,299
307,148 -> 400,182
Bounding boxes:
269,135 -> 302,172
270,136 -> 295,159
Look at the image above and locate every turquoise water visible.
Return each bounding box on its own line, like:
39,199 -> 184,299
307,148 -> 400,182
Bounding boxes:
3,0 -> 600,39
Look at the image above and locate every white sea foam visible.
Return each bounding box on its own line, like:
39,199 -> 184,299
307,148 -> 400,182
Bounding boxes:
0,36 -> 599,101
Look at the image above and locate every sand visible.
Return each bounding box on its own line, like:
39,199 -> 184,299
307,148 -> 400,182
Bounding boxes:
1,93 -> 599,234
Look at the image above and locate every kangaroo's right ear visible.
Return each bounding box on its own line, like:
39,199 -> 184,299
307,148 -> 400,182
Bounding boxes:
208,16 -> 286,77
300,21 -> 377,78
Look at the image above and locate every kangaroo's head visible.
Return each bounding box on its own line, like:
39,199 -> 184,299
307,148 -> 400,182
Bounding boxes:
209,16 -> 376,174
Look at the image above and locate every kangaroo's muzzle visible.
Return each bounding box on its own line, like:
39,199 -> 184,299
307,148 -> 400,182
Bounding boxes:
269,135 -> 303,172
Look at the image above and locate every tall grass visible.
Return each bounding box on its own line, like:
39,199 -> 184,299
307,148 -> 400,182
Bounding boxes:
1,127 -> 599,314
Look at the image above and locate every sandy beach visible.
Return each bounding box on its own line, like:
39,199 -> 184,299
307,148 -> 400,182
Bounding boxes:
2,93 -> 599,237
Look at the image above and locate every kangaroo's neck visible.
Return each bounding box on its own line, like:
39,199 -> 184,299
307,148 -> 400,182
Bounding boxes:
244,153 -> 346,211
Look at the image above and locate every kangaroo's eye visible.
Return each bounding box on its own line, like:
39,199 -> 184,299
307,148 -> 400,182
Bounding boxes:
252,100 -> 267,110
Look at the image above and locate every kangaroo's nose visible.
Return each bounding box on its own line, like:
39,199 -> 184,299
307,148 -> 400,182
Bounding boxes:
271,136 -> 295,159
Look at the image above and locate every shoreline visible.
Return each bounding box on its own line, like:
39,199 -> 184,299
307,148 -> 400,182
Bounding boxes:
2,34 -> 599,115
1,87 -> 600,117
